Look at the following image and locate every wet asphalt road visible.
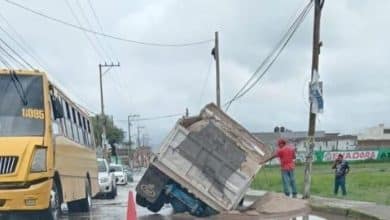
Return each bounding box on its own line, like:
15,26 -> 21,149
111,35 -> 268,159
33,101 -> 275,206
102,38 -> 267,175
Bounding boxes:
0,173 -> 345,220
0,173 -> 175,220
57,172 -> 175,220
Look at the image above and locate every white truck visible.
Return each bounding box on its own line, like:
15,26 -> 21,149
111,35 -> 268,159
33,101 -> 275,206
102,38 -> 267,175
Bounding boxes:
136,103 -> 271,217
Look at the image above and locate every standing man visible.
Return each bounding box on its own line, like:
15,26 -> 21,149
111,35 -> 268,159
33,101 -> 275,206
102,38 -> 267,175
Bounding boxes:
261,139 -> 298,198
332,154 -> 350,196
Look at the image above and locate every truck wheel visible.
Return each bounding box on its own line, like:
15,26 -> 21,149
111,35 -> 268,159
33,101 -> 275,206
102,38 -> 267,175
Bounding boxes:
136,194 -> 150,207
68,179 -> 92,212
147,193 -> 166,213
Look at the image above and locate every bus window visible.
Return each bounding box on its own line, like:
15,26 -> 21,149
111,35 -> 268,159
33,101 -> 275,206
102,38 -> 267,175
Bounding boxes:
71,107 -> 79,143
77,112 -> 82,127
56,97 -> 65,135
82,117 -> 86,130
61,99 -> 68,137
65,101 -> 74,140
87,120 -> 91,133
77,112 -> 85,144
82,117 -> 89,146
86,120 -> 92,147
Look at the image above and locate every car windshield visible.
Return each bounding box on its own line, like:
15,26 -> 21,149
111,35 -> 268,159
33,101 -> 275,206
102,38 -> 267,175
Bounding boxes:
98,160 -> 107,172
0,74 -> 44,136
110,165 -> 122,172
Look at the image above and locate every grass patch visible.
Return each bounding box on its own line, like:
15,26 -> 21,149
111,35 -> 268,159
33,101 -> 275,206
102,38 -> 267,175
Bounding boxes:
251,162 -> 390,205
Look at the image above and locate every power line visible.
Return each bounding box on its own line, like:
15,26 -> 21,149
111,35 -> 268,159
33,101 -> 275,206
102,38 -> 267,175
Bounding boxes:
227,2 -> 313,107
224,1 -> 313,111
0,11 -> 51,71
198,57 -> 213,108
116,113 -> 183,122
0,36 -> 34,69
0,11 -> 99,113
136,113 -> 183,121
0,18 -> 42,69
64,0 -> 105,60
86,0 -> 132,109
86,0 -> 115,59
0,53 -> 11,67
0,39 -> 27,68
4,0 -> 213,48
74,0 -> 110,60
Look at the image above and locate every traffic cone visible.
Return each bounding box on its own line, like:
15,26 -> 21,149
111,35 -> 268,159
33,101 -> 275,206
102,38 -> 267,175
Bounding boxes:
127,191 -> 137,220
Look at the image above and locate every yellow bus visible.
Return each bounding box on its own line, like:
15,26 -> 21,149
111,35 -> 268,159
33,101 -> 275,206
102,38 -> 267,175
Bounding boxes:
0,69 -> 99,219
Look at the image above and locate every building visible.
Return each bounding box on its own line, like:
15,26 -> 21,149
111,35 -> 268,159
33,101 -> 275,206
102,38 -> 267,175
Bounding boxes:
131,146 -> 154,168
253,127 -> 357,162
358,124 -> 390,150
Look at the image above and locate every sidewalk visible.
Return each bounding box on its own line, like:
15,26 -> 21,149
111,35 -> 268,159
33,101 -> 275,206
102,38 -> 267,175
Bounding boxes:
245,190 -> 390,220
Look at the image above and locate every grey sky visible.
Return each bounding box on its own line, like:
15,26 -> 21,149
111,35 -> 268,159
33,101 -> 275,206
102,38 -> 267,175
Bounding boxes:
1,0 -> 389,147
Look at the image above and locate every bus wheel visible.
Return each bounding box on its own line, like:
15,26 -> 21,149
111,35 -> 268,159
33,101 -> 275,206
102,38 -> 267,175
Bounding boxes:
79,179 -> 92,212
68,179 -> 92,213
44,180 -> 61,220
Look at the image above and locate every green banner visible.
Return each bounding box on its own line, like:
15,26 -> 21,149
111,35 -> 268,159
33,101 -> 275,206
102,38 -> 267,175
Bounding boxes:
314,151 -> 325,162
378,149 -> 390,161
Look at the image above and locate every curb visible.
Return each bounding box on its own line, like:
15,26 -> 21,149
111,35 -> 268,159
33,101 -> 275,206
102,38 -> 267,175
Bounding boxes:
309,203 -> 380,220
244,191 -> 385,220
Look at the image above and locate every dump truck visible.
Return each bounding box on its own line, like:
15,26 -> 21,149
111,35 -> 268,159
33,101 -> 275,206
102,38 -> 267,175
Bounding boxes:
136,103 -> 271,217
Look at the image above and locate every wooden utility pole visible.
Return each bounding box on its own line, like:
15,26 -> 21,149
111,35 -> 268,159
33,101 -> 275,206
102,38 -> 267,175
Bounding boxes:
214,31 -> 221,108
303,0 -> 324,199
127,114 -> 140,162
99,62 -> 120,158
137,126 -> 145,147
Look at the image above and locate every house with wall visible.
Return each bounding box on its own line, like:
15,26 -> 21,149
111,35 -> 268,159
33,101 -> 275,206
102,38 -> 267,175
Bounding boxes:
358,124 -> 390,150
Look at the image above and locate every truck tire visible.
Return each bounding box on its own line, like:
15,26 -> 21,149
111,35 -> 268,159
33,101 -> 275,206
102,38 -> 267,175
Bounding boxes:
147,193 -> 166,213
68,179 -> 92,212
136,194 -> 150,207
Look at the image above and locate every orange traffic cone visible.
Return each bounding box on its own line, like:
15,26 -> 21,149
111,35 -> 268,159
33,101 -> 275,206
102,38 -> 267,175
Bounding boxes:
127,191 -> 137,220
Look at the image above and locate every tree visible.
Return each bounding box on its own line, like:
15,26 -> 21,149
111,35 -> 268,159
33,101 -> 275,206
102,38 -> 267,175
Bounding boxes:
91,115 -> 124,147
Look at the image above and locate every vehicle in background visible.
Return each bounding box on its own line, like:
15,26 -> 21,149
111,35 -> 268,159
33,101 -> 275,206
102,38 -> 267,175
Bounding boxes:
125,169 -> 134,182
109,164 -> 128,185
96,158 -> 117,199
136,103 -> 271,217
0,69 -> 99,219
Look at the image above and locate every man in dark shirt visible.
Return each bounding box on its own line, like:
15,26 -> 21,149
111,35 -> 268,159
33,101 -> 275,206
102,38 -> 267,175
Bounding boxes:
332,154 -> 350,196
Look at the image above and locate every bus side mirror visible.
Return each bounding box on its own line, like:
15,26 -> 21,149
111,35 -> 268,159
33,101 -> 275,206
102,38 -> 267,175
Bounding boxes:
52,98 -> 64,119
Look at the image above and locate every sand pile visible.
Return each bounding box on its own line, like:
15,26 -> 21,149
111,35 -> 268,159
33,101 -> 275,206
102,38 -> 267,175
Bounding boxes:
246,192 -> 309,215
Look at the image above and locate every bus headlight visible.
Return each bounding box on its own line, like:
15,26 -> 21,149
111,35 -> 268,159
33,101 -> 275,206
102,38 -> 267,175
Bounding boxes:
31,148 -> 47,172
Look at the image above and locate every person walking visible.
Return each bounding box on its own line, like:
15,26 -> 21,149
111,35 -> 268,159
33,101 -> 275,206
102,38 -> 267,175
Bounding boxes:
332,154 -> 350,196
260,138 -> 298,198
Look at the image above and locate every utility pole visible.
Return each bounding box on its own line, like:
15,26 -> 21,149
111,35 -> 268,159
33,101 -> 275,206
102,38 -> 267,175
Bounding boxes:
99,62 -> 120,159
303,0 -> 324,199
127,114 -> 139,164
212,31 -> 221,108
137,126 -> 145,147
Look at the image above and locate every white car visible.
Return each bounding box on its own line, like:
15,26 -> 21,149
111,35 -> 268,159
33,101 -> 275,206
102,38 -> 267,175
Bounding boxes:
109,164 -> 128,185
97,158 -> 117,199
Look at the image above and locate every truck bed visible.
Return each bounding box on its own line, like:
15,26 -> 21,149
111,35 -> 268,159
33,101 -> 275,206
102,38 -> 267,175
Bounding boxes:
152,103 -> 271,211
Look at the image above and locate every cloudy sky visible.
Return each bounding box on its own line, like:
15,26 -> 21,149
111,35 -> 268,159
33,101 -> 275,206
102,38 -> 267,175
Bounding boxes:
1,0 -> 389,147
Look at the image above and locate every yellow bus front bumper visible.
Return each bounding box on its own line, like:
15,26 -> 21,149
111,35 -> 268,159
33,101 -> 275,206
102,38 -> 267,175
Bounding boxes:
0,179 -> 52,211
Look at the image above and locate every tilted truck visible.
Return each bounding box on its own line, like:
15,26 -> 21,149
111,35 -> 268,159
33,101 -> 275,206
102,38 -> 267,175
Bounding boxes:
136,103 -> 272,217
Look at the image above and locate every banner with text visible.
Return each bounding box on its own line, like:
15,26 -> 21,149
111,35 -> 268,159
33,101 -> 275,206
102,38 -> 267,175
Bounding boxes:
322,150 -> 378,162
